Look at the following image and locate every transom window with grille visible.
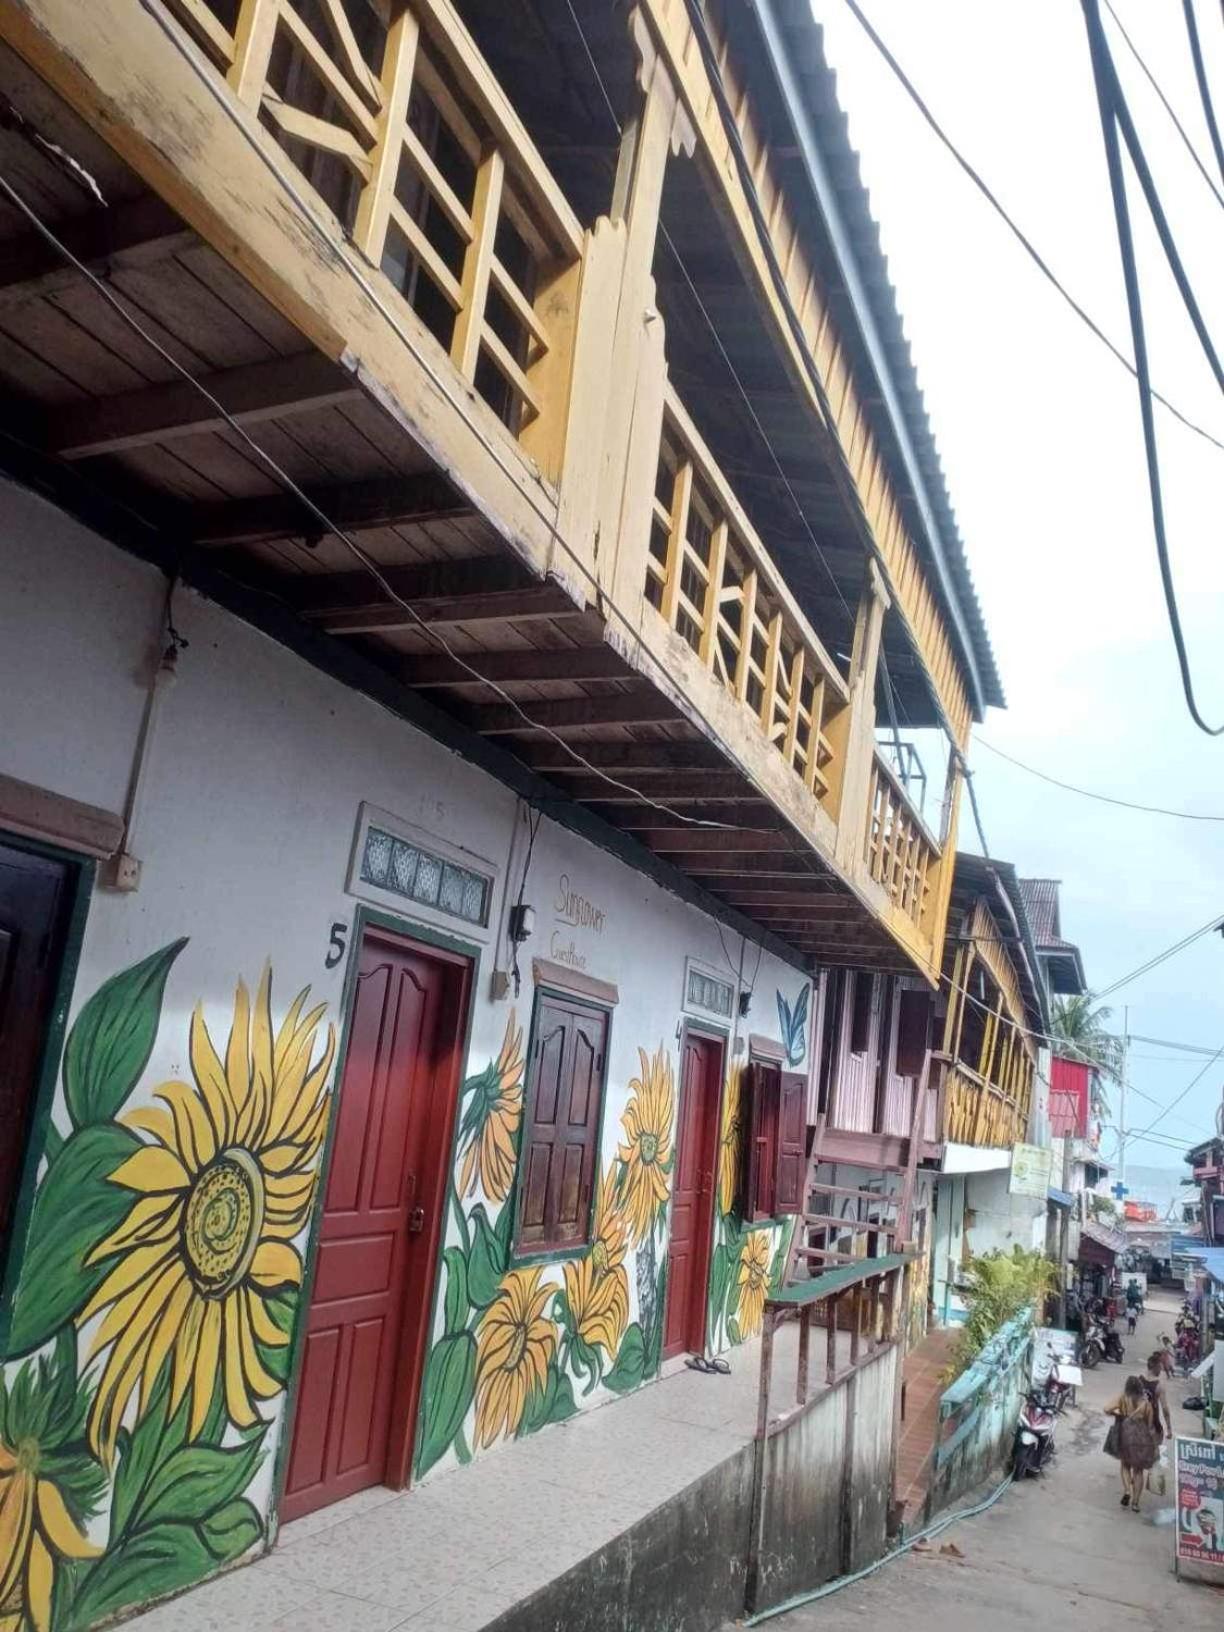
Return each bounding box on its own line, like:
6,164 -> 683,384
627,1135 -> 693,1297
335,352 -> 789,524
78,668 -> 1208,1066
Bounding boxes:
516,993 -> 610,1254
360,825 -> 490,927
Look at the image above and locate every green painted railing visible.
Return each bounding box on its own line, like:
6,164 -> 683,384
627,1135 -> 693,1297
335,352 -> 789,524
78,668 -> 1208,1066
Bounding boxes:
927,1310 -> 1034,1516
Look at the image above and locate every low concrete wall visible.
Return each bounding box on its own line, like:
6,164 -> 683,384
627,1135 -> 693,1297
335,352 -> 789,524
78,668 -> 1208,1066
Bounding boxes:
485,1345 -> 903,1630
486,1443 -> 756,1632
748,1346 -> 899,1611
929,1314 -> 1033,1514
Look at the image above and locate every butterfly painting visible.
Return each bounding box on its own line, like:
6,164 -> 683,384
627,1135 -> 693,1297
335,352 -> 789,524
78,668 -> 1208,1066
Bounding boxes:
776,983 -> 811,1068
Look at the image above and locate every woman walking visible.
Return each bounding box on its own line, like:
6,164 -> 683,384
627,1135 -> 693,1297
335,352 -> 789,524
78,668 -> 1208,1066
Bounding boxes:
1104,1375 -> 1159,1512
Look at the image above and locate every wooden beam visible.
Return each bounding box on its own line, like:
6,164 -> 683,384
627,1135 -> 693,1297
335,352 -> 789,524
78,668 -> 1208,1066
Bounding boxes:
522,740 -> 726,773
399,647 -> 629,687
555,772 -> 749,802
639,829 -> 795,853
191,472 -> 471,544
467,693 -> 682,734
684,854 -> 821,878
52,353 -> 358,458
322,584 -> 581,633
599,801 -> 777,829
0,193 -> 192,308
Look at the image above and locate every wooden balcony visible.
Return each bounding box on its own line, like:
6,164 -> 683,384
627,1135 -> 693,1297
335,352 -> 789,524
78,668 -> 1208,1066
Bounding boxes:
0,0 -> 967,981
940,1059 -> 1030,1151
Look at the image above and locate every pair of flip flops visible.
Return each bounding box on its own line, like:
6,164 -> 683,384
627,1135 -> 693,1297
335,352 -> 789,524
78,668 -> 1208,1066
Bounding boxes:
685,1354 -> 731,1375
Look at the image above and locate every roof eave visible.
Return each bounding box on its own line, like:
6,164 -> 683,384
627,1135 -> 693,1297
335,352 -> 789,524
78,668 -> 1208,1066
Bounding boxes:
748,0 -> 1003,720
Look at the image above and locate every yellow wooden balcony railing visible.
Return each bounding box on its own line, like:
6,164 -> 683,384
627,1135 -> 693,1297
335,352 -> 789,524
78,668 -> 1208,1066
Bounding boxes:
645,386 -> 850,805
864,750 -> 940,935
164,0 -> 582,470
941,1059 -> 1030,1150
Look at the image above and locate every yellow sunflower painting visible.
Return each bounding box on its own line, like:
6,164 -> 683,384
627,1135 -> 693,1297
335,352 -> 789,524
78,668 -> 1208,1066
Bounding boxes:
474,1267 -> 556,1447
563,1166 -> 629,1355
617,1045 -> 675,1245
735,1229 -> 773,1339
717,1063 -> 743,1217
458,1012 -> 524,1204
0,1438 -> 99,1632
79,968 -> 335,1462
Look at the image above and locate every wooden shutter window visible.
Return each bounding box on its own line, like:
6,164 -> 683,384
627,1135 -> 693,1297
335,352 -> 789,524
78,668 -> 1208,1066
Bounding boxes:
517,995 -> 608,1253
896,990 -> 933,1079
743,1062 -> 781,1221
849,973 -> 873,1055
774,1072 -> 807,1215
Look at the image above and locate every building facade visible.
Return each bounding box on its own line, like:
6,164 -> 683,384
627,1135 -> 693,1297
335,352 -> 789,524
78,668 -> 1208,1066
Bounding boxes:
0,0 -> 1004,1625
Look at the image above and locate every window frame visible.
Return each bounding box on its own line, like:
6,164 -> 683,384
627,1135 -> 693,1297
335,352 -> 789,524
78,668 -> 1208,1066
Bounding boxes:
510,984 -> 613,1263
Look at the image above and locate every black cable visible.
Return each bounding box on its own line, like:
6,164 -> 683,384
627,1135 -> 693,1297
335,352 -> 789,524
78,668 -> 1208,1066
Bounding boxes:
975,736 -> 1224,820
1103,0 -> 1224,209
842,0 -> 1224,457
1082,0 -> 1224,736
1183,0 -> 1224,184
1098,28 -> 1224,395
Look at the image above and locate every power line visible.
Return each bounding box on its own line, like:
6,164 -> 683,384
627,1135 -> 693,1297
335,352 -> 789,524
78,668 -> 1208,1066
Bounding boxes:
840,0 -> 1224,457
1096,912 -> 1224,1001
974,736 -> 1224,820
1129,1032 -> 1224,1057
1103,0 -> 1224,209
1183,0 -> 1224,184
1123,1041 -> 1224,1144
1082,0 -> 1224,738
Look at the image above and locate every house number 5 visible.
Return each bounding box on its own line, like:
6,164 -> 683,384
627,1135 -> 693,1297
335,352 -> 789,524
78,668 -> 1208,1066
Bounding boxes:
325,922 -> 348,970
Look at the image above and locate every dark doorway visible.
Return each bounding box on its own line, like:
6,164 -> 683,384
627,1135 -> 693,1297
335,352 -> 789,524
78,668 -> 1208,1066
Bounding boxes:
0,839 -> 76,1271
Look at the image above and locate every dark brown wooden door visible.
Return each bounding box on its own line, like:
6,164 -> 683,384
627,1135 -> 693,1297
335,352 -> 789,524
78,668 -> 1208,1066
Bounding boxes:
663,1033 -> 722,1360
283,928 -> 468,1521
0,842 -> 73,1268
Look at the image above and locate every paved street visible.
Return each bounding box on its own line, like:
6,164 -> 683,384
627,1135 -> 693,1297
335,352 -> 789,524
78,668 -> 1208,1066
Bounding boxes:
738,1293 -> 1224,1631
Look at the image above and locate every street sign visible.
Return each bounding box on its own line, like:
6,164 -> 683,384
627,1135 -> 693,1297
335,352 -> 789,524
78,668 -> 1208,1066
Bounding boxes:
1175,1436 -> 1224,1577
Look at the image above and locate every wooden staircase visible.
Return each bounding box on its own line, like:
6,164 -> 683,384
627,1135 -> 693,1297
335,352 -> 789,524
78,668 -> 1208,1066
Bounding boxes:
786,1050 -> 931,1284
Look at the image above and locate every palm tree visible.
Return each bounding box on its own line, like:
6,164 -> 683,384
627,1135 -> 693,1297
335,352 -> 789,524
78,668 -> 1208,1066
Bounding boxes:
1050,994 -> 1122,1117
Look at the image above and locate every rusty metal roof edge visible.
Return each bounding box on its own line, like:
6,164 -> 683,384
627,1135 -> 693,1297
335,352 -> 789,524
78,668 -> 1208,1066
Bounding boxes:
748,0 -> 1005,719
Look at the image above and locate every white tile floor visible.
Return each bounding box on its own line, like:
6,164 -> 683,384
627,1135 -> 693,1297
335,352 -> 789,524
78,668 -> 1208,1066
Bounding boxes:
117,1327 -> 821,1632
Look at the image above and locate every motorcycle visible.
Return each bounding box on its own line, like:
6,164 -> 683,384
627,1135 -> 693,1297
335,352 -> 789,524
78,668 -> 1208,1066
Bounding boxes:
1013,1388 -> 1058,1478
1175,1305 -> 1201,1374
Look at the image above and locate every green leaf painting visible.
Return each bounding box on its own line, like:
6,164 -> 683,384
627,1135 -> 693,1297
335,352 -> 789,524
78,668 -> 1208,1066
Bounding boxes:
415,1331 -> 477,1479
63,939 -> 187,1128
603,1323 -> 646,1394
0,946 -> 332,1632
7,1122 -> 143,1356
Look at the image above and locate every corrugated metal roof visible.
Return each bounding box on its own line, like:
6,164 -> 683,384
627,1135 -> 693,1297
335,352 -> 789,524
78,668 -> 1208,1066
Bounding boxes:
1019,878 -> 1086,995
749,0 -> 1004,717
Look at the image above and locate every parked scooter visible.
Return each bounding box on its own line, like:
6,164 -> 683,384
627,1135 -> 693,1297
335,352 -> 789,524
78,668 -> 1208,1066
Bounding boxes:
1013,1388 -> 1058,1477
1078,1314 -> 1125,1369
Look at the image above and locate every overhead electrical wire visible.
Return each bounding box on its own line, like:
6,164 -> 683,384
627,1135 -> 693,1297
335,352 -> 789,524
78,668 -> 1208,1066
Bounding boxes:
1102,0 -> 1224,209
974,736 -> 1224,820
1123,1040 -> 1224,1145
1183,0 -> 1224,185
1082,0 -> 1224,737
841,0 -> 1224,456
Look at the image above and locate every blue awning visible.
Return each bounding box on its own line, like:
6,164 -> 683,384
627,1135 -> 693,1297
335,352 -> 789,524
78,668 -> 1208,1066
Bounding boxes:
1047,1187 -> 1074,1207
1172,1239 -> 1224,1285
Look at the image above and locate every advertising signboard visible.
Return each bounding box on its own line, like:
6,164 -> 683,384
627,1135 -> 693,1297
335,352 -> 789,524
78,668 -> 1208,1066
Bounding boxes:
1009,1143 -> 1052,1199
1175,1436 -> 1224,1576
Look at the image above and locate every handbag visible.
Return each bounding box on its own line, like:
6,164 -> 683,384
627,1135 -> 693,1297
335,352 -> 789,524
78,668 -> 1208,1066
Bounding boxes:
1103,1419 -> 1121,1458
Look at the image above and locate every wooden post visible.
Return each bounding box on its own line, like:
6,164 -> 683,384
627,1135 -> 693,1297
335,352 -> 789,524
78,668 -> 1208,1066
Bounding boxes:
352,5 -> 420,266
229,0 -> 279,108
698,520 -> 728,669
830,563 -> 890,869
756,1308 -> 775,1440
797,1305 -> 811,1406
450,147 -> 505,382
658,455 -> 693,629
849,1285 -> 862,1367
826,1292 -> 838,1385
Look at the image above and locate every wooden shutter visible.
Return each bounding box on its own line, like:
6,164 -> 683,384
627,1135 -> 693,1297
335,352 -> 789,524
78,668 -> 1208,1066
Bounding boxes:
743,1062 -> 780,1220
849,973 -> 873,1054
518,995 -> 608,1251
896,990 -> 933,1078
774,1072 -> 807,1215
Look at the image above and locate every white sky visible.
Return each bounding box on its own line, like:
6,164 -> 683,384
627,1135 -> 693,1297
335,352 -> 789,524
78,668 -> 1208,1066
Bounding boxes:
816,0 -> 1224,1180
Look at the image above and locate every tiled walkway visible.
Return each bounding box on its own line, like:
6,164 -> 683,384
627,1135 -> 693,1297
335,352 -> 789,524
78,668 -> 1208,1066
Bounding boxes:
120,1326 -> 812,1632
895,1325 -> 959,1522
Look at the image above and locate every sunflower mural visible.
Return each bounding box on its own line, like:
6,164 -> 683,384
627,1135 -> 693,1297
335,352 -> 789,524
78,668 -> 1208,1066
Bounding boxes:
413,1017 -> 676,1477
706,1062 -> 791,1351
0,942 -> 335,1632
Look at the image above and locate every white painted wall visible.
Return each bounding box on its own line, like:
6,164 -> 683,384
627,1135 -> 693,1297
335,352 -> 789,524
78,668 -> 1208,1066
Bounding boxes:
0,482 -> 815,1559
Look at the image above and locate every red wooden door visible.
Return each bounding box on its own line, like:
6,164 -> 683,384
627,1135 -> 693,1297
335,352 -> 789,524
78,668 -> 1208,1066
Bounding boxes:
0,842 -> 72,1268
283,928 -> 468,1521
663,1033 -> 722,1360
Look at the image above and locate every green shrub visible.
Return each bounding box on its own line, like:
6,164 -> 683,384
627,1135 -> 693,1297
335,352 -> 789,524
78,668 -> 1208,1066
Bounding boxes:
946,1247 -> 1055,1378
